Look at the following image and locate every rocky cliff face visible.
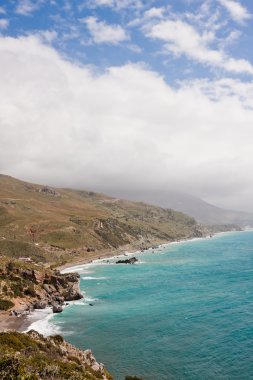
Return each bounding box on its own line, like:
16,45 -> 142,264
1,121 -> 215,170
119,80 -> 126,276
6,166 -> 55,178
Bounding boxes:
0,259 -> 83,316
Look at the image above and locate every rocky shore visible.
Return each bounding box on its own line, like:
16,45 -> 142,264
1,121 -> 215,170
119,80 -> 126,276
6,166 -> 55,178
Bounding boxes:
0,260 -> 83,331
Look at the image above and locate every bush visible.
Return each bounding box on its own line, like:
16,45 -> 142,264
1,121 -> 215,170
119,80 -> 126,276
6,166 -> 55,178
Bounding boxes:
0,299 -> 14,310
24,285 -> 36,297
51,335 -> 64,344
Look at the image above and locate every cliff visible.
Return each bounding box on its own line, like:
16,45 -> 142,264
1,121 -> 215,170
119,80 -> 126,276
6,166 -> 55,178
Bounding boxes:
0,257 -> 82,317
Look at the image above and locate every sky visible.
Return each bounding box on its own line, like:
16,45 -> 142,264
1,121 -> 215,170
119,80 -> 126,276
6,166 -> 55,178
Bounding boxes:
0,0 -> 253,212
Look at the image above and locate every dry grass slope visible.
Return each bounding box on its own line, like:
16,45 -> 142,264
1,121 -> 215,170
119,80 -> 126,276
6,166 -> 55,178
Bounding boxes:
0,174 -> 205,265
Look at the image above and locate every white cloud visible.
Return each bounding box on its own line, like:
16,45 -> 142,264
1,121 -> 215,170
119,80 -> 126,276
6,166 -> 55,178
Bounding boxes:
83,17 -> 129,44
0,19 -> 9,30
1,35 -> 253,210
37,30 -> 58,43
0,6 -> 6,14
129,6 -> 166,27
87,0 -> 143,10
146,18 -> 253,75
218,0 -> 251,24
16,0 -> 43,16
143,7 -> 165,20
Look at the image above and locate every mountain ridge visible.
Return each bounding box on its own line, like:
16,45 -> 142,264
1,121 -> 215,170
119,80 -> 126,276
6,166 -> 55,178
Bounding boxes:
105,189 -> 253,227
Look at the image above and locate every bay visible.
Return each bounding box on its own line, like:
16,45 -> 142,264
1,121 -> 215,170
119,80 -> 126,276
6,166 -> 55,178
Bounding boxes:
51,231 -> 253,380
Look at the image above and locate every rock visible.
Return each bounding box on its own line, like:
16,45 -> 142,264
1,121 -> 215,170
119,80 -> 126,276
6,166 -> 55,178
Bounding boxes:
21,269 -> 42,284
33,301 -> 47,309
64,286 -> 83,301
52,304 -> 63,313
116,257 -> 138,264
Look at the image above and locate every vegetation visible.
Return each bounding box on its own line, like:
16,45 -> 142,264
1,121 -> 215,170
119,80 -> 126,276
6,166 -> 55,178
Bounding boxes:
0,299 -> 14,310
0,331 -> 113,379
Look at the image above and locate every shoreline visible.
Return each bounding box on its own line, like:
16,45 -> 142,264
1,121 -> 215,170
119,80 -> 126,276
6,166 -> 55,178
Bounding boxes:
1,229 -> 244,334
17,235 -> 212,334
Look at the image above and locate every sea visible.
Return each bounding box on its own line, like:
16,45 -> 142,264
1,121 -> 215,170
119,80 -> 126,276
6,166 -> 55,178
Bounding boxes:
28,231 -> 253,380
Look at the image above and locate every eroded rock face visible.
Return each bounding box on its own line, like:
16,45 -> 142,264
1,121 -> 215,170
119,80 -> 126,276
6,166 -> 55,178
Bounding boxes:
3,261 -> 83,316
27,271 -> 83,310
21,269 -> 42,284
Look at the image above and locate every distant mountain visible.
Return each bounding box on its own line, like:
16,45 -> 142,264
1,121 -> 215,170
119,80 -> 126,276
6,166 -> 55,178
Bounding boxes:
0,174 -> 206,265
106,190 -> 253,227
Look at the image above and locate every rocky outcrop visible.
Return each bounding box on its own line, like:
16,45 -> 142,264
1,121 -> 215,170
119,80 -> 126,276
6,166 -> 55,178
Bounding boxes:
0,330 -> 112,380
0,261 -> 83,315
32,271 -> 83,309
33,301 -> 47,309
116,257 -> 138,264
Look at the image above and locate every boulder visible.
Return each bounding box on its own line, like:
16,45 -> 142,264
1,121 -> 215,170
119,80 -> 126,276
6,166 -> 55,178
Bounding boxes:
116,257 -> 138,264
33,301 -> 47,309
64,285 -> 83,301
52,304 -> 63,313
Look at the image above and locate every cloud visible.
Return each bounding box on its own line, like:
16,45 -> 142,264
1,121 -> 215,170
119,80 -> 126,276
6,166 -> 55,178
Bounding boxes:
0,19 -> 9,30
1,35 -> 253,211
83,17 -> 129,44
16,0 -> 44,16
37,30 -> 58,43
129,6 -> 166,27
87,0 -> 144,10
218,0 -> 251,24
145,18 -> 253,75
0,6 -> 6,14
143,7 -> 166,19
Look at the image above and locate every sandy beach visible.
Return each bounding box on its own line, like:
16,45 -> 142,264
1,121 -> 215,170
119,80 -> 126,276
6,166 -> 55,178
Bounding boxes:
0,311 -> 27,332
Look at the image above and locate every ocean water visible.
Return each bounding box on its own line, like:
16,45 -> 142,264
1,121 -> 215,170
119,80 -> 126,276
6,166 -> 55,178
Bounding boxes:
48,231 -> 253,379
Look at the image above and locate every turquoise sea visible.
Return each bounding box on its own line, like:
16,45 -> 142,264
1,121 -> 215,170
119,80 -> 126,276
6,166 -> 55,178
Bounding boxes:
51,231 -> 253,379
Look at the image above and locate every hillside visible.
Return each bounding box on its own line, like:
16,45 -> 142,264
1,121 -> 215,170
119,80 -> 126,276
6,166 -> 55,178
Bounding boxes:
107,189 -> 253,227
0,330 -> 112,380
0,174 -> 206,266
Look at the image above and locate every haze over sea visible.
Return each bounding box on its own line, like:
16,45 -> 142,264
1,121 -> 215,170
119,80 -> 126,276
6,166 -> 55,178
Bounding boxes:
37,231 -> 253,379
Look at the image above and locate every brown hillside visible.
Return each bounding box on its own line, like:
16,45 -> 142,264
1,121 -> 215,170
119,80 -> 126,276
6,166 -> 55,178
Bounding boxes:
0,174 -> 205,265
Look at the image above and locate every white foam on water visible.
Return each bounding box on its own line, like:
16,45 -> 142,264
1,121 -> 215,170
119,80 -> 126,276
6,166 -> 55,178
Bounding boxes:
61,265 -> 94,274
81,276 -> 108,280
85,297 -> 99,302
23,308 -> 60,337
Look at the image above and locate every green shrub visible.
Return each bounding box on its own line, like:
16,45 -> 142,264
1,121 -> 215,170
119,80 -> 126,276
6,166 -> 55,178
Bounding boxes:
51,334 -> 64,344
24,285 -> 36,297
0,299 -> 14,310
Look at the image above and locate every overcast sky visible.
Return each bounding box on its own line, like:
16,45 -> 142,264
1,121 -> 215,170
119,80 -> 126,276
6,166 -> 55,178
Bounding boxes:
1,0 -> 253,211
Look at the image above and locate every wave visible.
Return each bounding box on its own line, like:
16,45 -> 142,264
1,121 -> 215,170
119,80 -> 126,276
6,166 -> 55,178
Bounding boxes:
23,308 -> 60,337
81,276 -> 108,280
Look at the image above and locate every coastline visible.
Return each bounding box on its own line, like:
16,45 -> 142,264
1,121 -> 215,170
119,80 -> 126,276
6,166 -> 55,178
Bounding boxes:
21,235 -> 213,334
1,229 -> 243,334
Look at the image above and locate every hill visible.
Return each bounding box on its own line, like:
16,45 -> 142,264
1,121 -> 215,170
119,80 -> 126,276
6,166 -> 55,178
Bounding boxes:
0,330 -> 112,380
0,174 -> 206,266
106,189 -> 253,227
